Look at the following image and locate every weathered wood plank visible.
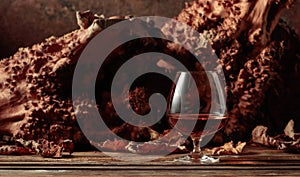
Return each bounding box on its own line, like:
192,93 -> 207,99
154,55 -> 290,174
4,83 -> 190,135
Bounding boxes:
0,145 -> 299,176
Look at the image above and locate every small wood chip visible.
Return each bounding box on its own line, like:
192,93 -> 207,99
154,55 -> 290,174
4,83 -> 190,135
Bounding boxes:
205,141 -> 247,155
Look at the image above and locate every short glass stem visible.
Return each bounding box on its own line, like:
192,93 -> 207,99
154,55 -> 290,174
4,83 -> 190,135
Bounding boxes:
192,136 -> 201,153
190,136 -> 203,160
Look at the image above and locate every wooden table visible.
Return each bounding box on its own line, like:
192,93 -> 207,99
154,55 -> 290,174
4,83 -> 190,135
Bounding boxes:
0,145 -> 300,177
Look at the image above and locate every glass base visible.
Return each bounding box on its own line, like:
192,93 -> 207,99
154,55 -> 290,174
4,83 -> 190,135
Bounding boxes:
170,154 -> 220,163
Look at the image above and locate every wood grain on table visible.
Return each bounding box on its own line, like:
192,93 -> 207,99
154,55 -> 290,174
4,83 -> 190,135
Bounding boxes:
0,145 -> 299,177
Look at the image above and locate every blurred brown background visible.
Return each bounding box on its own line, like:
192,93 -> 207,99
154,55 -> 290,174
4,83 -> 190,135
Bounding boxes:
0,0 -> 299,59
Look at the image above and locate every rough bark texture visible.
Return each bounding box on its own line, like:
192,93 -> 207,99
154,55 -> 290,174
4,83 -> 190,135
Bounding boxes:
0,12 -> 107,157
0,0 -> 299,156
0,11 -> 166,157
162,0 -> 300,141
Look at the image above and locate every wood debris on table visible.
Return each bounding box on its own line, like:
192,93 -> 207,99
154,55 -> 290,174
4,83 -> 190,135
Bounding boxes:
205,141 -> 247,155
91,130 -> 189,154
252,119 -> 300,153
92,130 -> 248,156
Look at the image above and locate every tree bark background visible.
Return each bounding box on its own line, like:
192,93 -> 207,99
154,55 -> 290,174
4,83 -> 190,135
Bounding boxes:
0,0 -> 298,156
0,0 -> 299,59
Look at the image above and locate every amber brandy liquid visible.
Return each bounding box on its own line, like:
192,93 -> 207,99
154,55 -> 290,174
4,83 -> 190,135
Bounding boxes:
167,114 -> 227,137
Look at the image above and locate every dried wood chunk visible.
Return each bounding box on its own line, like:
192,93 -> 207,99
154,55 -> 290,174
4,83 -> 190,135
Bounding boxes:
162,0 -> 300,143
0,11 -> 110,157
205,141 -> 247,155
252,126 -> 279,147
252,120 -> 300,153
